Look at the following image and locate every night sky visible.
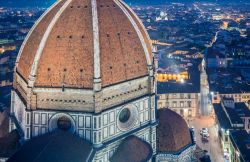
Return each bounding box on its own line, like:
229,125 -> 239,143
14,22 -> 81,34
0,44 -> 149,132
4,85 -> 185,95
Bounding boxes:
0,0 -> 248,8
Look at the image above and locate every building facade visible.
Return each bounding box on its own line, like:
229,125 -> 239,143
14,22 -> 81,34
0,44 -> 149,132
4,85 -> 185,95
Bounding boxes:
157,93 -> 199,120
213,97 -> 250,160
8,0 -> 195,161
212,92 -> 250,104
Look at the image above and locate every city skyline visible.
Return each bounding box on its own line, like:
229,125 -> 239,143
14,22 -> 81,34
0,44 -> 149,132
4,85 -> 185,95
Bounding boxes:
0,0 -> 250,161
0,0 -> 250,7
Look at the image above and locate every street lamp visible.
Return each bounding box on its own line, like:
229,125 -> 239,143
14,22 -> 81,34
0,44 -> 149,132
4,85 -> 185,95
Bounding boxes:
180,78 -> 185,84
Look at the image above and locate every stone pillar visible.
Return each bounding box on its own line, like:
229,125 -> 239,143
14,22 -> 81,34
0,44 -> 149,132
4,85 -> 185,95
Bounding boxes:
94,78 -> 102,113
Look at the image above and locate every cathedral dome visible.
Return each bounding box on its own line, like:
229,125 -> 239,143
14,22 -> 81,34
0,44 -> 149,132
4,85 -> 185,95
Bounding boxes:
157,108 -> 192,153
15,0 -> 152,89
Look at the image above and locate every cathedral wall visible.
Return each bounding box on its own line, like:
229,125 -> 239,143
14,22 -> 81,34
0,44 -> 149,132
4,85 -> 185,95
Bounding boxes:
100,76 -> 150,111
15,76 -> 152,113
33,88 -> 95,111
14,73 -> 29,103
22,96 -> 155,144
93,126 -> 156,162
10,91 -> 31,139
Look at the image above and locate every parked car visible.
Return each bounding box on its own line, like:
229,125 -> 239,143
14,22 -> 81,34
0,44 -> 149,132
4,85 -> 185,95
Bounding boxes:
200,128 -> 209,135
202,132 -> 209,138
201,128 -> 208,132
201,134 -> 209,143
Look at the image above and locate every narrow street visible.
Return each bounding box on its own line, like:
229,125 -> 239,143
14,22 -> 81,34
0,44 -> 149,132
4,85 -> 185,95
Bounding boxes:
189,59 -> 225,161
189,117 -> 225,162
200,59 -> 212,116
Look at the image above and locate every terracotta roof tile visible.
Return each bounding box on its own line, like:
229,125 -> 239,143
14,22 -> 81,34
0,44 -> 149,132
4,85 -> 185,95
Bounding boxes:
17,0 -> 67,82
110,135 -> 153,162
8,130 -> 94,162
157,108 -> 192,153
16,0 -> 152,88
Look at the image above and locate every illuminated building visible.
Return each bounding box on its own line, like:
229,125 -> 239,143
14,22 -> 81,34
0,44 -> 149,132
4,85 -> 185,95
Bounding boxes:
213,98 -> 250,161
7,0 -> 195,161
156,71 -> 189,83
157,68 -> 200,120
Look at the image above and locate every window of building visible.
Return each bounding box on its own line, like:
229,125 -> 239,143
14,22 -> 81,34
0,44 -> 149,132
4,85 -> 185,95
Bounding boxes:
99,131 -> 101,142
144,100 -> 148,109
159,95 -> 165,100
139,101 -> 144,111
57,116 -> 72,131
41,114 -> 46,125
103,127 -> 108,139
180,94 -> 184,99
145,133 -> 149,141
225,135 -> 228,142
104,153 -> 108,162
34,127 -> 39,136
166,102 -> 169,107
78,116 -> 84,127
85,116 -> 91,128
34,113 -> 40,125
26,128 -> 30,139
110,124 -> 115,135
99,117 -> 101,128
41,127 -> 46,134
119,108 -> 131,123
94,117 -> 97,129
172,101 -> 177,107
140,113 -> 144,122
103,114 -> 108,125
188,94 -> 191,99
26,113 -> 30,125
144,111 -> 149,121
180,109 -> 184,116
93,132 -> 97,143
110,112 -> 115,123
109,150 -> 114,159
78,129 -> 84,137
85,130 -> 91,140
180,101 -> 184,107
188,109 -> 192,117
188,101 -> 192,107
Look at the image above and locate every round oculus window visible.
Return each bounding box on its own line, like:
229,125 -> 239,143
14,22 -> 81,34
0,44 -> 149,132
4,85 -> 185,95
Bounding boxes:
117,105 -> 139,131
49,113 -> 76,133
57,116 -> 72,131
119,108 -> 131,123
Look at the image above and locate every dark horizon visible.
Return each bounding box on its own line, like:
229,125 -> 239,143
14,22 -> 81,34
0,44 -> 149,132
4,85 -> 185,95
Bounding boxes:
0,0 -> 249,8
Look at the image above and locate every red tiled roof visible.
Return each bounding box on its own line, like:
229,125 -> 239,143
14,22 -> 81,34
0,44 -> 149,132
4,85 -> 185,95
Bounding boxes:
16,0 -> 152,88
110,135 -> 153,162
157,108 -> 192,153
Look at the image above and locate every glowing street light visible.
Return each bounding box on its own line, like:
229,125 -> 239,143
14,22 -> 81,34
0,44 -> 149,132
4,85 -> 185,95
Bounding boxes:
180,78 -> 185,84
